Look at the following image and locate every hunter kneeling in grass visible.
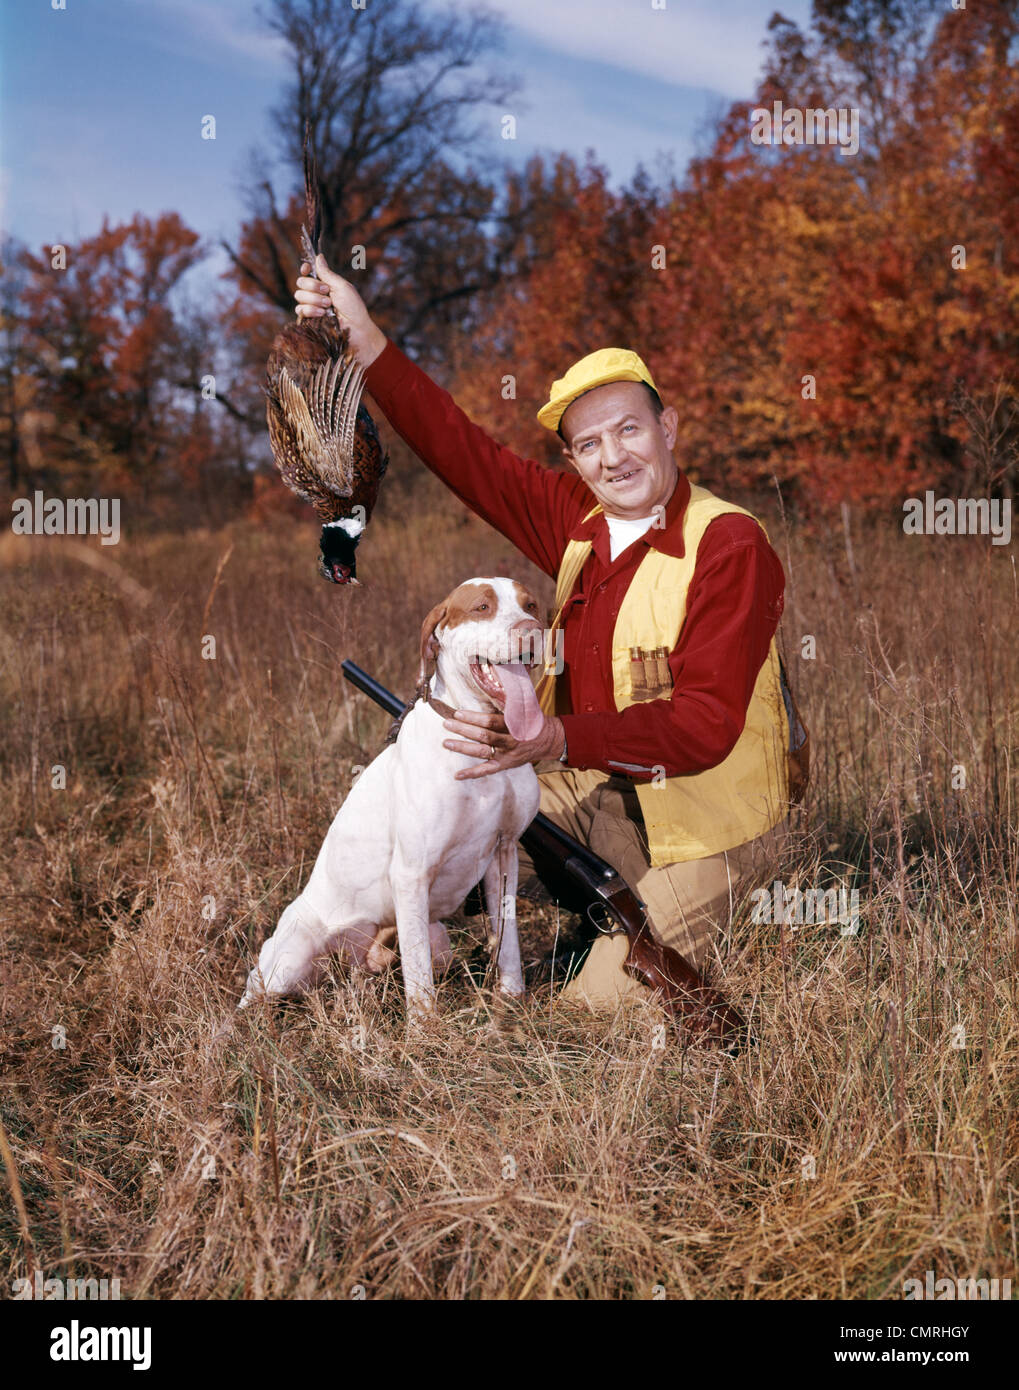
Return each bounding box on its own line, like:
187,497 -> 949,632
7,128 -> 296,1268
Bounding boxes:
295,254 -> 802,1015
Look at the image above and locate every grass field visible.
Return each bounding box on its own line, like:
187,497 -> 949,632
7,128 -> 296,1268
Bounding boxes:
1,480 -> 1017,1299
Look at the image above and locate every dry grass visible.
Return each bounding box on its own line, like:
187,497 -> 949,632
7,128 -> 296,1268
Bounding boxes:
1,483 -> 1017,1299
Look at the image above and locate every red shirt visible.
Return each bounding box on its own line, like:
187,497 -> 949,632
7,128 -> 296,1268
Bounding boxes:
364,341 -> 785,781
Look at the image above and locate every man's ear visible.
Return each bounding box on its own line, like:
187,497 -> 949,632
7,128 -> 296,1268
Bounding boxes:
660,405 -> 679,451
417,600 -> 448,689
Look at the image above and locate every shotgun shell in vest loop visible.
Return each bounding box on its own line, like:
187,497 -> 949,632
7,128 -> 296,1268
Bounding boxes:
629,647 -> 647,694
655,646 -> 672,689
642,649 -> 658,691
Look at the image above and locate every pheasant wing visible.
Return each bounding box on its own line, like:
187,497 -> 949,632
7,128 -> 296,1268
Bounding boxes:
304,351 -> 367,497
271,364 -> 355,501
266,382 -> 331,511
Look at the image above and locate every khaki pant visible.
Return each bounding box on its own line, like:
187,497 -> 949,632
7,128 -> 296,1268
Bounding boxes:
518,765 -> 789,1010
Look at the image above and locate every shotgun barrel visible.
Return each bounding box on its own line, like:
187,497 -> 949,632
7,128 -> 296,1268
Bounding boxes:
340,659 -> 749,1051
341,660 -> 406,719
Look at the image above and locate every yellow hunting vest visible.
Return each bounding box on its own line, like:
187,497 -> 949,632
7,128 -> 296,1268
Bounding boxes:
537,483 -> 790,866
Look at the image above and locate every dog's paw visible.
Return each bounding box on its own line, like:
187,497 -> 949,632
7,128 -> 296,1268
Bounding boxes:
237,969 -> 268,1010
366,939 -> 397,973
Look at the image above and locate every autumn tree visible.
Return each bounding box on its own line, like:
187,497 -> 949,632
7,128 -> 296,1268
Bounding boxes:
14,214 -> 203,497
0,235 -> 31,494
450,0 -> 1019,513
447,153 -> 668,467
10,213 -> 256,521
653,0 -> 1019,507
760,0 -> 1019,505
223,0 -> 527,372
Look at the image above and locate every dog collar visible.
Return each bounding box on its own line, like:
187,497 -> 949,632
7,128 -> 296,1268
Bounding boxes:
427,694 -> 458,721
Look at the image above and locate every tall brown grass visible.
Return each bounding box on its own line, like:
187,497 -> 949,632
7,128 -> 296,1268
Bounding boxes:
1,479 -> 1016,1299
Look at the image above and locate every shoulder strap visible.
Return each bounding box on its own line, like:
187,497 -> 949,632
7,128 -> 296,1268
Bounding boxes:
535,506 -> 601,714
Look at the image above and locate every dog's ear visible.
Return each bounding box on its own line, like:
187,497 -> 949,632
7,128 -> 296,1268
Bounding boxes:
417,600 -> 448,691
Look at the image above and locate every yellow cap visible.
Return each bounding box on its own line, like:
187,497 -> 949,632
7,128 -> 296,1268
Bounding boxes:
536,347 -> 659,432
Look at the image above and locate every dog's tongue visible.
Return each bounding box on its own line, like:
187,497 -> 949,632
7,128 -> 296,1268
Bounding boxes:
497,663 -> 546,742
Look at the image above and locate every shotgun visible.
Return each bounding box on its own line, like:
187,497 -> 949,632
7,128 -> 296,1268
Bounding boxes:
341,659 -> 750,1052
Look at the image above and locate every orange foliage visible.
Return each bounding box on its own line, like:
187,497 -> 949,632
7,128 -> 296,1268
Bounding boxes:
16,213 -> 204,494
11,5 -> 1016,522
449,7 -> 1019,512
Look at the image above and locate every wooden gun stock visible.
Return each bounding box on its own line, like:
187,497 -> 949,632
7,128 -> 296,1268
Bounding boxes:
341,660 -> 751,1052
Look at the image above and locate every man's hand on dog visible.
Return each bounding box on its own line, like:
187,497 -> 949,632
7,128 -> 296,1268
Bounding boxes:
443,710 -> 566,779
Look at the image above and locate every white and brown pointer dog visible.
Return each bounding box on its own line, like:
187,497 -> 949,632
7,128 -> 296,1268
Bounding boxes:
239,578 -> 546,1017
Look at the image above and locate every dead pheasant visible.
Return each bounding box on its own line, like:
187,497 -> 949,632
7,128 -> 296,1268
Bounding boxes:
264,124 -> 388,584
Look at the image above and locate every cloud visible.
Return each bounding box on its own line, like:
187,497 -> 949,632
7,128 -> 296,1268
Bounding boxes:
495,55 -> 706,184
485,0 -> 809,98
146,0 -> 289,67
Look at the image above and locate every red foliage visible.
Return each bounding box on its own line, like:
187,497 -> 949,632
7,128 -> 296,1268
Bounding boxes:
448,10 -> 1019,512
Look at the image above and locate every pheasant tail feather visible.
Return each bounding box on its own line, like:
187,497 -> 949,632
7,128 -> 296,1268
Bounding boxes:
302,119 -> 321,265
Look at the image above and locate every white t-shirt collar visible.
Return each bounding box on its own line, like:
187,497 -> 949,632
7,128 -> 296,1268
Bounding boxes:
604,513 -> 657,562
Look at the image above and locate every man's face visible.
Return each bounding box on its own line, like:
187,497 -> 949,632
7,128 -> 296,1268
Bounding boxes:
560,381 -> 680,519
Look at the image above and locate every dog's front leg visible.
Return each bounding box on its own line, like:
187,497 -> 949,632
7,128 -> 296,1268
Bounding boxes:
390,862 -> 436,1020
483,835 -> 524,999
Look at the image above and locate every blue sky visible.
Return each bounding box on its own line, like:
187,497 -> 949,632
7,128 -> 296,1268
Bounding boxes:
1,0 -> 813,291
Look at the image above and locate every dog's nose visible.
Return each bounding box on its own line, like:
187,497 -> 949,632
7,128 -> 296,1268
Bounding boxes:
509,617 -> 543,648
508,617 -> 543,661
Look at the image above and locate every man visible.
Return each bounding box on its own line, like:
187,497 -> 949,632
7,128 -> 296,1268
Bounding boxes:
295,255 -> 792,1009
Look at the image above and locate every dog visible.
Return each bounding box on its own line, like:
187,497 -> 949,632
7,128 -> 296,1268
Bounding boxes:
239,577 -> 545,1017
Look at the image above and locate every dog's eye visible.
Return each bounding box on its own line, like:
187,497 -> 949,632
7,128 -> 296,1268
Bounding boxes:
475,603 -> 489,612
